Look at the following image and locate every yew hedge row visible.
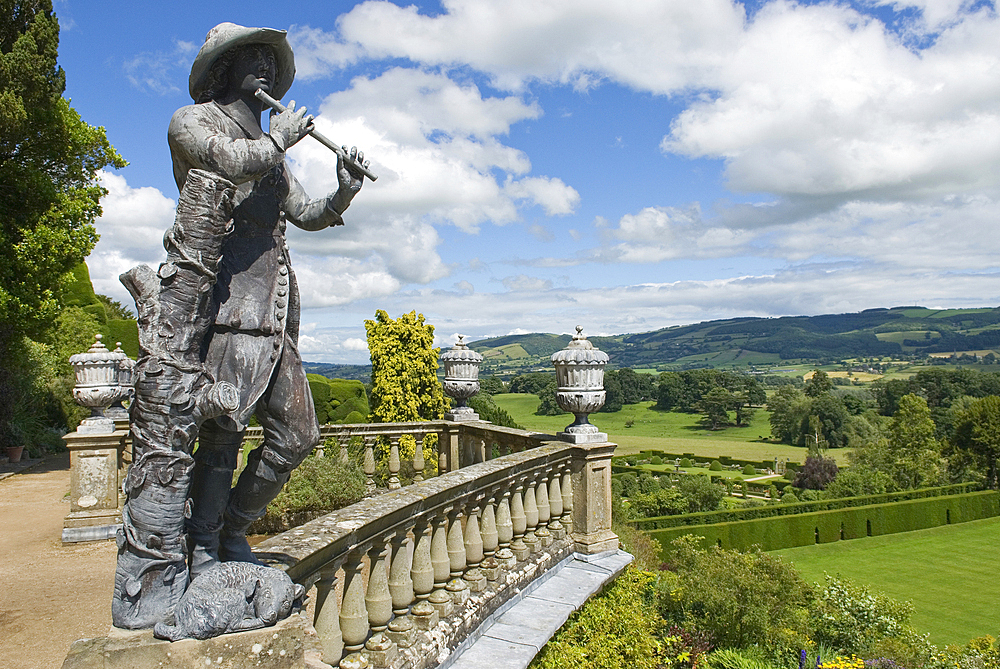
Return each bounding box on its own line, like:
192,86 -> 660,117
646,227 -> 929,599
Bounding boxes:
647,489 -> 1000,556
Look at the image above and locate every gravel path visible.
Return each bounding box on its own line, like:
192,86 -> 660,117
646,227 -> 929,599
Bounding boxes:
0,453 -> 117,669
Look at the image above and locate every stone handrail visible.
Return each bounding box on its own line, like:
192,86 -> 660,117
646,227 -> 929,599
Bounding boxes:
240,420 -> 551,494
254,423 -> 618,669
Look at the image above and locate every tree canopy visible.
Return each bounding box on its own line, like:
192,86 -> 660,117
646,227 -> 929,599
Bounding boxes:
0,0 -> 125,343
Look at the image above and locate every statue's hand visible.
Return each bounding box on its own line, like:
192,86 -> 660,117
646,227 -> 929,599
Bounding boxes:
330,146 -> 368,214
268,101 -> 313,151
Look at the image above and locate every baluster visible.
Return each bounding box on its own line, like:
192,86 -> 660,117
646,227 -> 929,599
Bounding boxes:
387,527 -> 414,616
363,437 -> 376,494
495,489 -> 515,569
412,436 -> 425,482
498,438 -> 510,457
510,482 -> 529,561
446,506 -> 469,605
388,436 -> 401,490
462,433 -> 473,468
339,549 -> 369,656
315,439 -> 325,458
386,528 -> 416,651
429,511 -> 452,617
314,559 -> 344,665
536,474 -> 552,547
474,436 -> 486,464
523,476 -> 539,554
365,540 -> 396,664
463,500 -> 486,592
479,494 -> 501,581
562,464 -> 574,536
409,517 -> 439,631
437,432 -> 448,475
339,436 -> 349,465
366,541 -> 392,633
548,469 -> 565,539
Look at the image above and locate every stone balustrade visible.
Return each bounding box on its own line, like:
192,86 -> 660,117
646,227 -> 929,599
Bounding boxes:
254,422 -> 618,669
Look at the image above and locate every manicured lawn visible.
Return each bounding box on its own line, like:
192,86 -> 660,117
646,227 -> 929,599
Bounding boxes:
772,516 -> 1000,647
493,394 -> 852,464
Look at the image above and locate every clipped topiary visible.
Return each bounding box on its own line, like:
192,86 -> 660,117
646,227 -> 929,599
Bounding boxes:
680,458 -> 693,468
709,460 -> 723,471
651,456 -> 663,465
742,464 -> 757,476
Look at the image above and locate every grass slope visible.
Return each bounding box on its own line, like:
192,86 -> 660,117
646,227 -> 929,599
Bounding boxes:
492,394 -> 851,464
773,516 -> 1000,647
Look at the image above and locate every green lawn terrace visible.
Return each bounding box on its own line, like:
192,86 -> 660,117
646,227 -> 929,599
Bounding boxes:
773,515 -> 1000,647
492,394 -> 848,464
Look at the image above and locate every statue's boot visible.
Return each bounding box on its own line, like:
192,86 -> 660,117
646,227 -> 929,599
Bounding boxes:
185,462 -> 234,579
219,451 -> 288,564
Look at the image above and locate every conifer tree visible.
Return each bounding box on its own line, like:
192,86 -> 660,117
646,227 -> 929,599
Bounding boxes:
364,310 -> 446,470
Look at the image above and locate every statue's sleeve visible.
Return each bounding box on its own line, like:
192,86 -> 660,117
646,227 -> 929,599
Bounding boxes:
168,106 -> 283,186
282,165 -> 344,231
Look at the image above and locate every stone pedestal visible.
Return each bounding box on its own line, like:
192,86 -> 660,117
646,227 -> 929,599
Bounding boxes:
61,611 -> 329,669
570,440 -> 619,555
62,429 -> 127,543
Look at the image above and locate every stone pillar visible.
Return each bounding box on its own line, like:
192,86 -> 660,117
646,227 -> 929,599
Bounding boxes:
62,429 -> 128,542
570,441 -> 619,554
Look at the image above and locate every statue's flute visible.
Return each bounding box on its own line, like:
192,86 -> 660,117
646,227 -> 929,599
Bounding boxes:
254,88 -> 378,182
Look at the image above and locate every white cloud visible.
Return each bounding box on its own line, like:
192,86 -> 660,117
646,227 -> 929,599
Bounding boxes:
124,39 -> 199,96
501,274 -> 554,292
89,171 -> 176,303
324,0 -> 746,92
287,68 -> 578,234
663,2 -> 1000,201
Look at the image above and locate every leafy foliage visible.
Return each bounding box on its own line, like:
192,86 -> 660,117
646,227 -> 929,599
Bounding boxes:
0,1 -> 125,342
365,310 -> 446,472
365,310 -> 446,423
793,455 -> 839,490
530,566 -> 665,669
951,395 -> 1000,489
250,455 -> 366,534
660,537 -> 814,654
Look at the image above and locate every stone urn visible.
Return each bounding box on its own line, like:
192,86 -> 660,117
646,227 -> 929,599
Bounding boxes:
551,326 -> 609,443
69,334 -> 129,434
442,335 -> 483,421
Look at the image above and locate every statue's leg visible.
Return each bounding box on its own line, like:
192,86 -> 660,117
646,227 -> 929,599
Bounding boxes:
186,419 -> 242,578
220,336 -> 320,563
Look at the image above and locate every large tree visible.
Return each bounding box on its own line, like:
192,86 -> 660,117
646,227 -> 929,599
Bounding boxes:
0,1 -> 125,339
951,395 -> 1000,489
0,0 -> 125,446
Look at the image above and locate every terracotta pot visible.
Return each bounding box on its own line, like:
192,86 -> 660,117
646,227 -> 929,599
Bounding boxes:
5,446 -> 24,463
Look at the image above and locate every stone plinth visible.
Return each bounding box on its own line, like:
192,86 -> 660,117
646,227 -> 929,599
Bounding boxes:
62,429 -> 127,543
61,611 -> 330,669
570,440 -> 619,555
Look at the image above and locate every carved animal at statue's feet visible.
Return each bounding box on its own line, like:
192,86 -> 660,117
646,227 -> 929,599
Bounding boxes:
152,562 -> 305,641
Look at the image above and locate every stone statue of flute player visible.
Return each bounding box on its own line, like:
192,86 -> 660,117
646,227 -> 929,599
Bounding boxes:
168,22 -> 369,576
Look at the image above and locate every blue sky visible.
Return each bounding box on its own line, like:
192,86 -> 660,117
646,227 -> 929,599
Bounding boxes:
55,0 -> 1000,363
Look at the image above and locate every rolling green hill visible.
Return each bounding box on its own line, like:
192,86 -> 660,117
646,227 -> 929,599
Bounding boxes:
466,306 -> 1000,376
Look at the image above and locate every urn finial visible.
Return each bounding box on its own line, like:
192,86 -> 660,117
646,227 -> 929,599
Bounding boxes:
551,327 -> 609,443
441,335 -> 484,421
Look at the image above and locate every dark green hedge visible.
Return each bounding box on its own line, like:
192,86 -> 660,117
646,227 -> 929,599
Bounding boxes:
650,490 -> 1000,556
629,482 -> 980,530
307,375 -> 370,424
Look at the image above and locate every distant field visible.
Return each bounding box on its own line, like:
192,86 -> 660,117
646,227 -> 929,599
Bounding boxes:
773,517 -> 1000,647
492,394 -> 849,464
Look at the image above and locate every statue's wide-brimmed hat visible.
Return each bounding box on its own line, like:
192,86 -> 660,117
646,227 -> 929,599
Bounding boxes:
189,22 -> 295,102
